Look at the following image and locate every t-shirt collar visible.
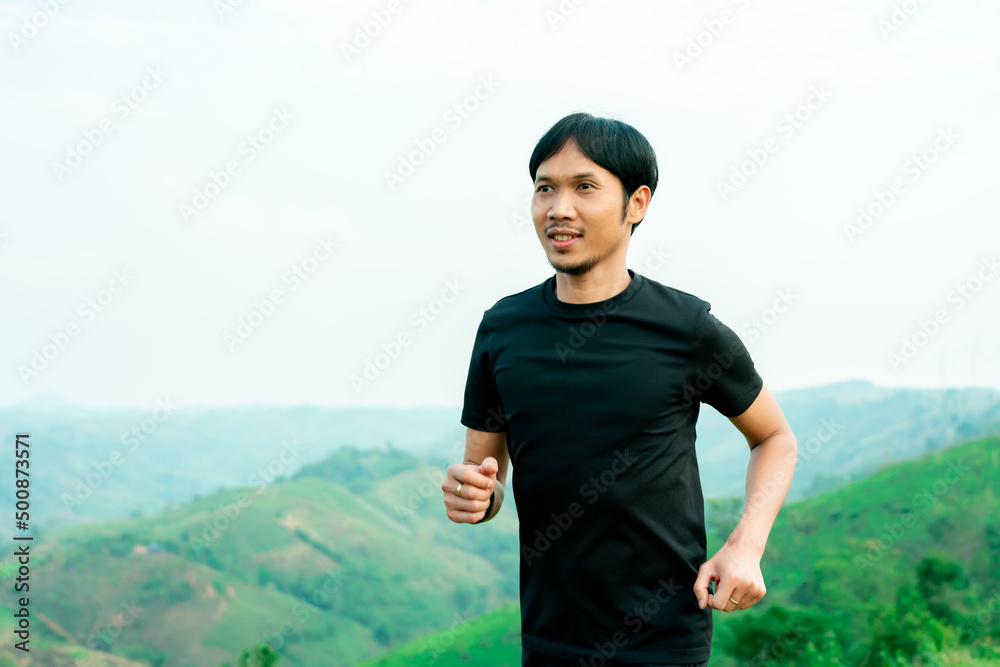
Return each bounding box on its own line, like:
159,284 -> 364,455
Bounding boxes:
542,268 -> 644,315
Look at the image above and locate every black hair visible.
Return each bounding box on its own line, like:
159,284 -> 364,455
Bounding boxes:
528,112 -> 658,236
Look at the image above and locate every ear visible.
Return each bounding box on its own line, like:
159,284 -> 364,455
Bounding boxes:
627,185 -> 652,223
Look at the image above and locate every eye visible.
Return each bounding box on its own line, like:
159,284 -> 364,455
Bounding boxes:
536,185 -> 552,193
579,183 -> 594,189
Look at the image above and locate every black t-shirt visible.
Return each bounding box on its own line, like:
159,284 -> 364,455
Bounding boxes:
461,268 -> 764,664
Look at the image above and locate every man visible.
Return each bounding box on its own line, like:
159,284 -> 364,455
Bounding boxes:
442,112 -> 797,666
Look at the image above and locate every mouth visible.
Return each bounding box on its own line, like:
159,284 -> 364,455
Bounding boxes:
547,232 -> 581,250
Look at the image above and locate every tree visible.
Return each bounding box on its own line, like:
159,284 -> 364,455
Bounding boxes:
220,642 -> 279,667
915,554 -> 965,627
719,604 -> 851,665
861,583 -> 949,666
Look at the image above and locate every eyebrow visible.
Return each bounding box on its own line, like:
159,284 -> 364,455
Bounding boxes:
534,172 -> 598,184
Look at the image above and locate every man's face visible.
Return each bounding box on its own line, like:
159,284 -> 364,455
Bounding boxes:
532,139 -> 631,276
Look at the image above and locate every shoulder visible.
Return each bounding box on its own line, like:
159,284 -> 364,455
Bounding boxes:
637,272 -> 711,322
480,279 -> 548,327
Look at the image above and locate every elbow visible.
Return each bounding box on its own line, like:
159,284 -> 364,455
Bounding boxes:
749,427 -> 797,454
782,431 -> 798,469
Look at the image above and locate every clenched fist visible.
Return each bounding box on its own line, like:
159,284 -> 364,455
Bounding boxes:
443,457 -> 498,524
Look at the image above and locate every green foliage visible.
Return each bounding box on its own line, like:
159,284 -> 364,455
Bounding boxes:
373,621 -> 392,646
138,573 -> 193,602
220,642 -> 280,667
862,584 -> 950,666
916,554 -> 967,626
451,580 -> 476,612
718,605 -> 852,664
292,527 -> 344,563
239,643 -> 279,667
293,444 -> 421,492
366,439 -> 1000,667
854,554 -> 998,666
354,602 -> 522,667
14,419 -> 1000,667
168,578 -> 195,602
279,571 -> 337,610
122,644 -> 168,666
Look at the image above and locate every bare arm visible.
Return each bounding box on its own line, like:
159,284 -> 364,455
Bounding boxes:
725,383 -> 798,556
694,383 -> 798,610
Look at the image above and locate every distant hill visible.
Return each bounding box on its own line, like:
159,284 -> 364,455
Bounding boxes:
0,403 -> 460,537
2,382 -> 998,539
690,380 -> 1000,501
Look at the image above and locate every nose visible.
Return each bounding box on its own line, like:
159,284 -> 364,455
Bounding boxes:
548,189 -> 576,220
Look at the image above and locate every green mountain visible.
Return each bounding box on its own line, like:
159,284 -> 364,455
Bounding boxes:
0,403 -> 460,537
692,380 -> 1000,501
1,412 -> 998,666
0,452 -> 519,667
355,602 -> 522,667
3,382 -> 999,540
359,432 -> 1000,666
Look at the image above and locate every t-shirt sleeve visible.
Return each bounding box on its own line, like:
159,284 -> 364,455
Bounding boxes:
460,314 -> 507,432
686,307 -> 764,418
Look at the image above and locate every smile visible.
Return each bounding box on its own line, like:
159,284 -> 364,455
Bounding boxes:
549,235 -> 580,249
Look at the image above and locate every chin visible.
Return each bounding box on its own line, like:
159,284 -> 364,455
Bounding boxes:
549,256 -> 598,276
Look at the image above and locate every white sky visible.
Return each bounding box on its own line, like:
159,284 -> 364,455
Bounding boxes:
1,0 -> 998,409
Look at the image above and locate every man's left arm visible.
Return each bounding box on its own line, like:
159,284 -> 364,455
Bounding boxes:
694,383 -> 798,612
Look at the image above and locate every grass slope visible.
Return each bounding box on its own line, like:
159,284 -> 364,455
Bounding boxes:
355,602 -> 522,667
359,433 -> 1000,666
3,469 -> 518,667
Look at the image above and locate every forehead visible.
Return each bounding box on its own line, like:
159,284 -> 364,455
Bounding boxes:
534,140 -> 613,182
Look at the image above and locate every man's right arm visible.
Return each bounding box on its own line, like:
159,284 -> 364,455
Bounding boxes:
454,312 -> 508,524
462,427 -> 510,522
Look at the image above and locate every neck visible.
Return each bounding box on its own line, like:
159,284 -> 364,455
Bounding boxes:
554,266 -> 632,304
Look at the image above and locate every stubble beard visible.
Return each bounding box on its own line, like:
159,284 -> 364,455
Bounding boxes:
548,216 -> 629,277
